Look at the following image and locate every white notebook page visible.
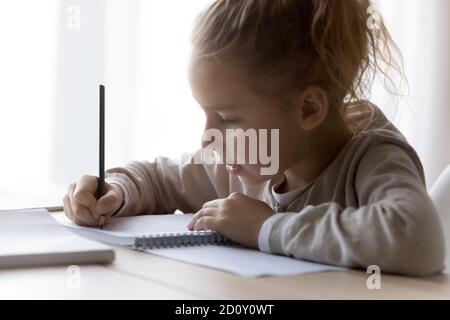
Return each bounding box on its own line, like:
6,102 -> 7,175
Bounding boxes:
55,212 -> 345,277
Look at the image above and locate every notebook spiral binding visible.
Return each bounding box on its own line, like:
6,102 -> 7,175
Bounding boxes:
133,230 -> 234,249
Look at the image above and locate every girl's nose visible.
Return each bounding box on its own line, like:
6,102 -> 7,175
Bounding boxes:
201,118 -> 219,149
201,138 -> 211,149
201,130 -> 223,149
200,122 -> 226,163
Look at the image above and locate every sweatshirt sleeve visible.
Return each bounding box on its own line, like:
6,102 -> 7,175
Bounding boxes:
258,143 -> 446,276
105,149 -> 229,216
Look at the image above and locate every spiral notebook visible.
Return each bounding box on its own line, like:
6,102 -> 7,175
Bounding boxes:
134,230 -> 233,248
55,213 -> 233,249
55,212 -> 345,277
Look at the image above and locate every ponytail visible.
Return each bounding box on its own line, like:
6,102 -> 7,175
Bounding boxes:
310,0 -> 404,113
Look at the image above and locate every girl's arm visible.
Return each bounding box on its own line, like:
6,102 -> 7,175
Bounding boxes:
258,143 -> 446,276
105,149 -> 230,216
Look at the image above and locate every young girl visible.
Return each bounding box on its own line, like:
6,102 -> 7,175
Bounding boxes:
64,0 -> 445,276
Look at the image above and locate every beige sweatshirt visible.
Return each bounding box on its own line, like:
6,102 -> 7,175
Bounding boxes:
105,102 -> 446,276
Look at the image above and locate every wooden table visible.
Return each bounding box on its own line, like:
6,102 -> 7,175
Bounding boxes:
0,208 -> 449,299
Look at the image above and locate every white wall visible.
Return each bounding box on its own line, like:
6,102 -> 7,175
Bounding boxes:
52,0 -> 106,185
0,0 -> 59,199
103,0 -> 211,168
377,0 -> 450,187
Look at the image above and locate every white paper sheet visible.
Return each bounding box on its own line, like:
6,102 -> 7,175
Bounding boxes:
55,212 -> 345,277
146,245 -> 344,277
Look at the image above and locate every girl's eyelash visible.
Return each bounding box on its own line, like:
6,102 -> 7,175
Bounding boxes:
222,118 -> 238,124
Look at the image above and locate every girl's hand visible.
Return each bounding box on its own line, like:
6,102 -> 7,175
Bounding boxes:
187,192 -> 274,249
63,175 -> 124,227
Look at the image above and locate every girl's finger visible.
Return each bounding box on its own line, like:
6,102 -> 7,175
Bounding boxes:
194,216 -> 219,231
187,207 -> 217,230
69,183 -> 92,220
69,186 -> 98,226
63,194 -> 74,221
202,199 -> 221,209
73,175 -> 98,210
95,187 -> 121,218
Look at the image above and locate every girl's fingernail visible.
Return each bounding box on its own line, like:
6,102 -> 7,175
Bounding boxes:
98,215 -> 106,229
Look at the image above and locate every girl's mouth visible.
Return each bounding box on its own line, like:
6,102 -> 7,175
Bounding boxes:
226,164 -> 241,176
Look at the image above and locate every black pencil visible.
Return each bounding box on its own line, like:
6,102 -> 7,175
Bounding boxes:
98,84 -> 106,228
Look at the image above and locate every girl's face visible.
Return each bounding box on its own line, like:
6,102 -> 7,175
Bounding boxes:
188,59 -> 305,187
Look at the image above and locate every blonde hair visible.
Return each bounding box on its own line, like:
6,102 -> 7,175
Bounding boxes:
191,0 -> 404,117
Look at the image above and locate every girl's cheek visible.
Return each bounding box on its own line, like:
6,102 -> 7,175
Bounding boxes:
237,164 -> 273,186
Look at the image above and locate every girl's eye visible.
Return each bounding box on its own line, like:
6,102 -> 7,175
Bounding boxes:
222,118 -> 238,124
221,118 -> 239,126
216,112 -> 239,125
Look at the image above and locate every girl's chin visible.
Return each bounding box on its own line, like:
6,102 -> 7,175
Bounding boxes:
226,164 -> 273,187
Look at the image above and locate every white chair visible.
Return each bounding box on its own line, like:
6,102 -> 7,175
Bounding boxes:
430,165 -> 450,273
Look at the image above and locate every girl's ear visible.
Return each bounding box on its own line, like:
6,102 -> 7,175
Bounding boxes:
295,86 -> 330,131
